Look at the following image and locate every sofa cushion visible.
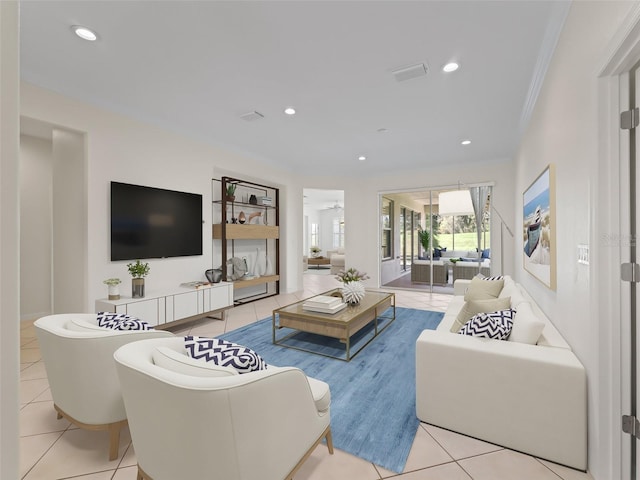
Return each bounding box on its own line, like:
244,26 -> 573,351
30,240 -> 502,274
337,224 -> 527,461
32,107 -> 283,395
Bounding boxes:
509,302 -> 545,345
451,297 -> 512,333
153,346 -> 238,377
184,336 -> 268,373
463,276 -> 504,301
458,309 -> 515,340
66,317 -> 106,332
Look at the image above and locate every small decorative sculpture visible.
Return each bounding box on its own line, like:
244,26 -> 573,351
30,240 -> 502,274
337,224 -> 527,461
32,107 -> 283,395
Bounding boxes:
238,211 -> 246,224
226,257 -> 247,280
248,212 -> 262,224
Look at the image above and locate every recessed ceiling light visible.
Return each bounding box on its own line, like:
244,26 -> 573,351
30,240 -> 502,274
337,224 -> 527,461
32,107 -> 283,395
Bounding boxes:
72,25 -> 98,41
284,107 -> 296,115
461,140 -> 471,145
358,155 -> 366,161
443,62 -> 459,73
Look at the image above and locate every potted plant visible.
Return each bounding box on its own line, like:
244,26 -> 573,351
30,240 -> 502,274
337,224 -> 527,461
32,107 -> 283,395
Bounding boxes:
310,245 -> 321,258
226,183 -> 237,202
127,260 -> 150,298
417,227 -> 439,258
103,278 -> 122,300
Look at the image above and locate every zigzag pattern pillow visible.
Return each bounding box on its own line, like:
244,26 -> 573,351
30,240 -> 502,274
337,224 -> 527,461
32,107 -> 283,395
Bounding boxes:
458,309 -> 515,340
476,274 -> 504,281
184,336 -> 268,374
96,312 -> 153,331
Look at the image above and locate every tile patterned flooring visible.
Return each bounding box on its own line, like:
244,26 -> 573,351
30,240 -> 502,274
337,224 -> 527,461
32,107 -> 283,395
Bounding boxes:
19,273 -> 594,480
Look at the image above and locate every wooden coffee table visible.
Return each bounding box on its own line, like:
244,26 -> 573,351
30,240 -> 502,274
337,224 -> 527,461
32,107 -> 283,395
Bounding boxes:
272,288 -> 395,361
307,256 -> 330,269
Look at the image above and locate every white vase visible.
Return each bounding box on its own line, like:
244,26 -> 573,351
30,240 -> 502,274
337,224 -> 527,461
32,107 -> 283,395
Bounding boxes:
108,285 -> 120,300
255,248 -> 266,276
265,256 -> 274,276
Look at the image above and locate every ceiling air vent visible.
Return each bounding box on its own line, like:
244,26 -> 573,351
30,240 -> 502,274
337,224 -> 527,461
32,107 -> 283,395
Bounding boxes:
391,63 -> 428,82
240,111 -> 264,122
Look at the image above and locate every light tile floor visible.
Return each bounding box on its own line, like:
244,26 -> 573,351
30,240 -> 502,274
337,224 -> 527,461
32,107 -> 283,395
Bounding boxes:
20,273 -> 594,480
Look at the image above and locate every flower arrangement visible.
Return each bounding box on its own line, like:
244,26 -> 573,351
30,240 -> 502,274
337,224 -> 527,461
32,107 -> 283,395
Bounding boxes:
103,278 -> 121,286
127,260 -> 150,278
335,267 -> 369,284
310,246 -> 321,257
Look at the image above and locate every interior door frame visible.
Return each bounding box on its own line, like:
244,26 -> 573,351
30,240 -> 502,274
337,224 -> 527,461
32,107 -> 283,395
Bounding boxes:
598,6 -> 640,479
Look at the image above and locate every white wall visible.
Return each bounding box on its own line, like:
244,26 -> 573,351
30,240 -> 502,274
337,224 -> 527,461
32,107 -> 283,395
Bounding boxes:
21,83 -> 298,307
1,2 -> 21,478
513,2 -> 636,477
20,135 -> 53,319
52,128 -> 86,312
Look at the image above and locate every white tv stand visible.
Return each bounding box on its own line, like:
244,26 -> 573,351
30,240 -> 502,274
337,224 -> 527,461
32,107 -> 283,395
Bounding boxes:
95,282 -> 233,329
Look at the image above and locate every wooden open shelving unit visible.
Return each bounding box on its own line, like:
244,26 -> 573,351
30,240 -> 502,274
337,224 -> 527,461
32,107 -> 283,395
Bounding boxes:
212,177 -> 280,304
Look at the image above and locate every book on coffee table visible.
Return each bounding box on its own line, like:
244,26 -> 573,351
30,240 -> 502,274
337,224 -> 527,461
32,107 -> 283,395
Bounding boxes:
302,295 -> 347,314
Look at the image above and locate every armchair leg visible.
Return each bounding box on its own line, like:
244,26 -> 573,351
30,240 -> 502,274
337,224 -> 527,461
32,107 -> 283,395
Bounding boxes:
325,427 -> 334,454
108,420 -> 127,461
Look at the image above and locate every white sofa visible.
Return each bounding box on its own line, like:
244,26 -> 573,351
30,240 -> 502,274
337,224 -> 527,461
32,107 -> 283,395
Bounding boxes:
415,276 -> 587,470
327,248 -> 345,274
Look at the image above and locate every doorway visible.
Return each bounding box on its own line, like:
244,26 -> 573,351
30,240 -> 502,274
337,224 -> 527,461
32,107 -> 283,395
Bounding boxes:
303,188 -> 344,275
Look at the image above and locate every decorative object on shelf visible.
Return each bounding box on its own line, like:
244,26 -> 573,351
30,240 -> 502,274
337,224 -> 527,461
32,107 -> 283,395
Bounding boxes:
254,247 -> 267,276
238,211 -> 246,224
310,246 -> 321,258
103,278 -> 121,300
248,211 -> 262,224
231,217 -> 238,224
127,260 -> 150,298
227,257 -> 247,280
205,268 -> 222,283
265,256 -> 274,276
225,183 -> 236,202
336,268 -> 370,305
249,194 -> 258,205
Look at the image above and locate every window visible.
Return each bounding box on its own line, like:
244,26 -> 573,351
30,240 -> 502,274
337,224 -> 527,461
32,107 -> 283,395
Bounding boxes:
381,198 -> 393,260
310,223 -> 319,249
332,217 -> 344,248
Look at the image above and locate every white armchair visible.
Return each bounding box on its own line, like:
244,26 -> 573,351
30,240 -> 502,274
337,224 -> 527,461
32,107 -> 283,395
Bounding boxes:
34,314 -> 173,460
114,337 -> 333,480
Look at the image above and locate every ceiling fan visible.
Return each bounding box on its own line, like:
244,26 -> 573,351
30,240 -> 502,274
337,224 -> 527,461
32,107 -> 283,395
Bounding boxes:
324,201 -> 343,211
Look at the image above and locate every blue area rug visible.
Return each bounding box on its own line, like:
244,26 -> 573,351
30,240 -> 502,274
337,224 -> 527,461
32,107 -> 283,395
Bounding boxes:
219,307 -> 443,473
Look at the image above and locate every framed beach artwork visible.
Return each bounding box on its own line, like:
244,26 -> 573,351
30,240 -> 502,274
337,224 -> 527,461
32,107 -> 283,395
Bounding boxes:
523,164 -> 556,290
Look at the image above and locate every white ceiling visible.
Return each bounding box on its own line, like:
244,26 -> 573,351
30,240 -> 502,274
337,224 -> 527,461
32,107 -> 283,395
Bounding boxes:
19,1 -> 569,177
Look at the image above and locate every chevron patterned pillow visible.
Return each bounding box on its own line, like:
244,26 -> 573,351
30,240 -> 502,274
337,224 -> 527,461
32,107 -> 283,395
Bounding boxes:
96,312 -> 153,331
184,336 -> 268,374
458,309 -> 515,340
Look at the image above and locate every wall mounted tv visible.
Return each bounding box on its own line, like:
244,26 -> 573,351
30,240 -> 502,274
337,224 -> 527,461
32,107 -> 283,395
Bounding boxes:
110,182 -> 203,261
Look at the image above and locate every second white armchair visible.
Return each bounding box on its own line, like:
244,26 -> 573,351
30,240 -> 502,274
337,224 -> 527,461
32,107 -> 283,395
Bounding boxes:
114,337 -> 333,480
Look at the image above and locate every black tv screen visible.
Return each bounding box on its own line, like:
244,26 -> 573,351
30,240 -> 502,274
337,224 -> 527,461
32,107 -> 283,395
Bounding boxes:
110,182 -> 203,261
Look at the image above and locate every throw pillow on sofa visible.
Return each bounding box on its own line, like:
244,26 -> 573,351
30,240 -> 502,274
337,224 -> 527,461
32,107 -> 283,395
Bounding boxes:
184,336 -> 268,374
509,302 -> 545,345
451,297 -> 512,333
458,309 -> 515,340
463,276 -> 504,301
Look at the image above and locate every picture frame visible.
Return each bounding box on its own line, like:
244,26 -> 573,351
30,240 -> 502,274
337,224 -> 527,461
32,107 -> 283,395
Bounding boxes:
523,164 -> 556,290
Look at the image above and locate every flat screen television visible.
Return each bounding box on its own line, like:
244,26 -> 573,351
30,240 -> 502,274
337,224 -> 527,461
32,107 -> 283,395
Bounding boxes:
110,182 -> 203,261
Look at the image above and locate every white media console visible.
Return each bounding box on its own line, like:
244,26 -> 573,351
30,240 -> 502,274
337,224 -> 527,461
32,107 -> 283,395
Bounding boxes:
95,282 -> 233,328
